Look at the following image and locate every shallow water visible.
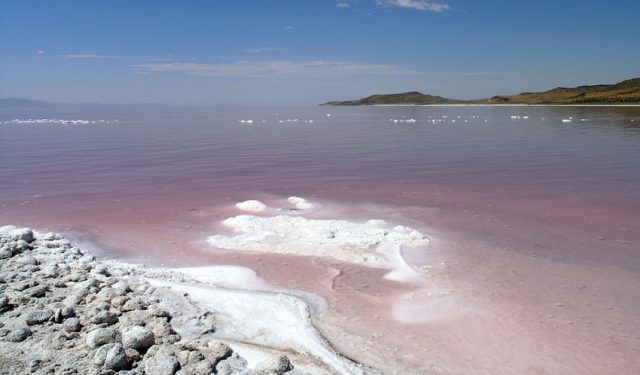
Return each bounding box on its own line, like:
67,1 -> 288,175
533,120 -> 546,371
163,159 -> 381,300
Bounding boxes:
1,105 -> 639,373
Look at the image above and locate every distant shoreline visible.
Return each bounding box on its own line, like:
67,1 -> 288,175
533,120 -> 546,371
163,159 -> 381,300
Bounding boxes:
322,78 -> 640,106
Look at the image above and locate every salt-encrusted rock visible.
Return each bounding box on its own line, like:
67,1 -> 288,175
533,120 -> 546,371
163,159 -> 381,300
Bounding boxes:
6,327 -> 32,342
10,228 -> 34,243
41,264 -> 60,278
0,296 -> 11,312
252,355 -> 293,374
16,255 -> 37,265
94,343 -> 117,366
122,297 -> 149,311
216,355 -> 249,375
63,317 -> 82,332
91,311 -> 119,325
205,342 -> 232,363
25,308 -> 54,325
86,327 -> 118,348
176,360 -> 214,375
0,249 -> 13,259
122,325 -> 155,352
104,344 -> 130,371
144,352 -> 180,375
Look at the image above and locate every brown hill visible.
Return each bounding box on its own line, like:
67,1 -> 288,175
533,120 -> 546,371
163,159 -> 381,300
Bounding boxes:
322,78 -> 640,106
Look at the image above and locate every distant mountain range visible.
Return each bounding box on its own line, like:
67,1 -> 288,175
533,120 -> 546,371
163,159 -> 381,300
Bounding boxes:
322,78 -> 640,106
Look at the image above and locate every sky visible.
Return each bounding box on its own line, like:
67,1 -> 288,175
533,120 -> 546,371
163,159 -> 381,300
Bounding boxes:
1,0 -> 639,106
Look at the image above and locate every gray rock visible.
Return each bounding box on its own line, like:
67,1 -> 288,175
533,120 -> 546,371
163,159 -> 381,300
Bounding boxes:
144,353 -> 180,375
25,308 -> 54,325
122,325 -> 155,352
17,255 -> 38,265
63,317 -> 82,332
104,344 -> 130,371
6,327 -> 32,342
91,311 -> 119,325
10,228 -> 34,243
176,360 -> 214,375
122,297 -> 149,311
93,343 -> 117,366
0,248 -> 13,259
205,341 -> 232,363
41,264 -> 60,278
253,355 -> 293,374
86,327 -> 118,348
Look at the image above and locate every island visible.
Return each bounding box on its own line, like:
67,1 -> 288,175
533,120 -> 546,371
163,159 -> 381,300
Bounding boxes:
322,78 -> 640,106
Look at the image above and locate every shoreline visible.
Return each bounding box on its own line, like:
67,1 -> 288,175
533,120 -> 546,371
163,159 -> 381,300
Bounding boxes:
0,225 -> 375,375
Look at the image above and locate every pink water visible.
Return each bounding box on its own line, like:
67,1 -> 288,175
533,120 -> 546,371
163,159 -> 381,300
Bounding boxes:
1,105 -> 639,374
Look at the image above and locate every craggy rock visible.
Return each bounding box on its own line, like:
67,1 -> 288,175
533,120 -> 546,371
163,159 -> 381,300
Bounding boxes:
145,352 -> 180,375
122,325 -> 155,352
0,226 -> 304,375
25,308 -> 53,325
252,355 -> 294,374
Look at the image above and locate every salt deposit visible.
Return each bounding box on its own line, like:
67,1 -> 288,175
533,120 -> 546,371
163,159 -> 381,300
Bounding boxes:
235,200 -> 267,212
207,210 -> 428,266
1,118 -> 117,125
288,196 -> 314,210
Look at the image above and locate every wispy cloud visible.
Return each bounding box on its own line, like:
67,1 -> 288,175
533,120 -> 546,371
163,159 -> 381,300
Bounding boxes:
64,54 -> 121,59
37,50 -> 45,55
336,2 -> 351,7
133,60 -> 414,78
245,47 -> 280,54
376,0 -> 451,12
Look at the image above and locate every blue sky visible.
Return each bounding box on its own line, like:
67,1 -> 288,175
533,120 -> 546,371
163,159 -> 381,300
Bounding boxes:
1,0 -> 639,105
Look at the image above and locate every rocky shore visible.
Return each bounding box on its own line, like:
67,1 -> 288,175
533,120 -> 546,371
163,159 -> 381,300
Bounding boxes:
0,225 -> 305,375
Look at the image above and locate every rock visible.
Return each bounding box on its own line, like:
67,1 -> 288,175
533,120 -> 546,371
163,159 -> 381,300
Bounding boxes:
122,325 -> 155,352
0,249 -> 13,259
176,360 -> 214,375
63,317 -> 82,332
205,342 -> 232,363
6,327 -> 32,342
104,344 -> 130,371
0,296 -> 11,312
92,264 -> 110,276
86,327 -> 118,348
25,308 -> 54,325
253,355 -> 293,374
122,297 -> 149,311
41,265 -> 60,278
10,228 -> 34,243
91,311 -> 119,325
17,255 -> 38,265
93,343 -> 117,366
144,353 -> 180,375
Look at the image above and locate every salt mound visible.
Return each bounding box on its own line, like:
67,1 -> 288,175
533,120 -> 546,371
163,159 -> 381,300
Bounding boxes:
207,215 -> 427,265
287,196 -> 314,210
235,200 -> 267,212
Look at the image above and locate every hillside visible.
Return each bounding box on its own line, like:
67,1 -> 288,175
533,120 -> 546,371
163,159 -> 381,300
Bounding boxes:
322,78 -> 640,106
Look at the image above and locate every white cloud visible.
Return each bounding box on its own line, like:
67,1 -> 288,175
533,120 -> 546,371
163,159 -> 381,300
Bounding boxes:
64,54 -> 120,59
377,0 -> 451,12
336,2 -> 351,7
37,50 -> 45,55
133,60 -> 414,78
245,47 -> 280,54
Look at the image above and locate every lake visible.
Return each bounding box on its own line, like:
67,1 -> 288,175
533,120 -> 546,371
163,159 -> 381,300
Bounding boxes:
1,105 -> 639,374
